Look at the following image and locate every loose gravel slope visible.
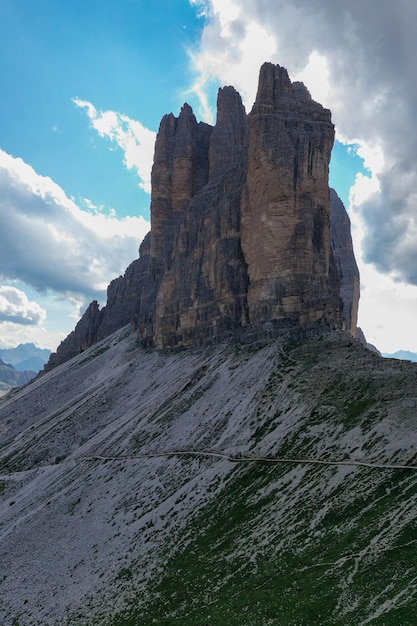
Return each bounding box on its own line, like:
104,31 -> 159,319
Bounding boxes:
1,328 -> 417,625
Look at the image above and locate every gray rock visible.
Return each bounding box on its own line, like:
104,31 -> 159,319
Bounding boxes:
330,188 -> 360,336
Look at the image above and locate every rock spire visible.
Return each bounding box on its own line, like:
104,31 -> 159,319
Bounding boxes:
45,62 -> 360,369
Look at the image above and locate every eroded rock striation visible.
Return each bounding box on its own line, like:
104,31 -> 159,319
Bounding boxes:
46,62 -> 360,369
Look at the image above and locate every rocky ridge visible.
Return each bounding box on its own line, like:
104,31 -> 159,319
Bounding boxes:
46,62 -> 360,370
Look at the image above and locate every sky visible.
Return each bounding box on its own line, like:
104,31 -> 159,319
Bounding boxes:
0,0 -> 416,354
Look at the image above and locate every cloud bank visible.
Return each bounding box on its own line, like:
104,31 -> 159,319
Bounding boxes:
0,286 -> 46,326
73,99 -> 156,194
0,148 -> 150,301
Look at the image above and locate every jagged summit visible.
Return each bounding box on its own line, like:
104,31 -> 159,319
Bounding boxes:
46,62 -> 359,370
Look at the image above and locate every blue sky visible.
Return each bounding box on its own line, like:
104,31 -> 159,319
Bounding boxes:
0,0 -> 203,219
0,0 -> 416,354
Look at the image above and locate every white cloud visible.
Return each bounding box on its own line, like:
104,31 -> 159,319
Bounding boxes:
189,0 -> 211,18
355,264 -> 417,354
187,0 -> 276,120
0,286 -> 46,326
293,52 -> 330,106
0,148 -> 150,299
73,98 -> 156,193
347,174 -> 417,352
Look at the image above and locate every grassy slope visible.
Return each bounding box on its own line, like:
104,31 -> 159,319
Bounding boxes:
1,330 -> 417,625
122,464 -> 417,626
112,338 -> 417,626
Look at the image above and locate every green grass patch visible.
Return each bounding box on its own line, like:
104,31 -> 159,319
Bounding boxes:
108,457 -> 417,626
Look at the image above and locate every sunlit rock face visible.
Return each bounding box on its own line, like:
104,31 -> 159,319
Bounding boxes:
46,62 -> 359,366
241,63 -> 341,335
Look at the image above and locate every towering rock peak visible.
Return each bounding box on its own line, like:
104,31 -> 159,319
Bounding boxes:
178,101 -> 194,119
209,86 -> 248,180
150,102 -> 212,261
174,103 -> 200,155
292,81 -> 313,102
242,62 -> 339,335
253,62 -> 294,106
45,62 -> 361,369
216,85 -> 244,117
252,62 -> 331,125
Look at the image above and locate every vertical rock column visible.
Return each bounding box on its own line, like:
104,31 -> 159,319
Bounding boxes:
137,105 -> 212,346
149,104 -> 212,263
241,62 -> 341,331
152,87 -> 250,348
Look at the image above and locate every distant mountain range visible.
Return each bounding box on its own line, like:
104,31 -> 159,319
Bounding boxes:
0,343 -> 51,372
382,350 -> 417,362
0,358 -> 36,395
0,343 -> 51,395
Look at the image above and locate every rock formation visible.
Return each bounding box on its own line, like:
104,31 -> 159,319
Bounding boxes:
46,62 -> 361,369
45,300 -> 103,371
241,65 -> 340,335
329,188 -> 360,336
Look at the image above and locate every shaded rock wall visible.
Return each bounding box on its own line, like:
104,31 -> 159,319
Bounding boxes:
329,188 -> 360,336
44,301 -> 103,372
138,86 -> 250,349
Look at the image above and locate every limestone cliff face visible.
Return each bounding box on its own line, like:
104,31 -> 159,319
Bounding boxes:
149,104 -> 212,263
329,188 -> 360,336
242,63 -> 340,333
138,64 -> 342,350
46,62 -> 360,368
136,86 -> 250,349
